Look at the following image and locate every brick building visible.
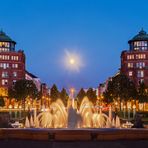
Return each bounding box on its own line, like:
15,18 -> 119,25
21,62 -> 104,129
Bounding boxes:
0,30 -> 25,89
121,29 -> 148,87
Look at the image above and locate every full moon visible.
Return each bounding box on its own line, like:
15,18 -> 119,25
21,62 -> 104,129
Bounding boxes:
63,50 -> 84,72
69,58 -> 75,65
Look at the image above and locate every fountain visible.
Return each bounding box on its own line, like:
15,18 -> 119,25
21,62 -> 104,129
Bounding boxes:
24,97 -> 121,129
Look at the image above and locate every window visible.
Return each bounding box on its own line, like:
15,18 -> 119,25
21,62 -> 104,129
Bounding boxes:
129,71 -> 133,76
0,63 -> 9,69
0,42 -> 10,48
128,63 -> 133,68
0,55 -> 9,60
13,72 -> 17,77
136,54 -> 146,59
136,62 -> 145,68
2,79 -> 8,85
3,63 -> 6,69
13,80 -> 16,85
137,70 -> 144,78
2,71 -> 8,78
11,56 -> 19,61
140,79 -> 144,83
127,55 -> 134,60
134,41 -> 147,51
12,64 -> 18,68
0,42 -> 10,52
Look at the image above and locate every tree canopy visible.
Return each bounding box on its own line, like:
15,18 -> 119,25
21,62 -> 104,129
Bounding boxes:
8,79 -> 38,101
77,88 -> 86,105
50,84 -> 60,102
60,88 -> 69,106
0,96 -> 5,107
86,88 -> 97,104
138,82 -> 148,103
103,73 -> 137,106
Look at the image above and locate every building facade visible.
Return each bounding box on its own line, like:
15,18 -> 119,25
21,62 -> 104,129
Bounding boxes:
25,71 -> 41,91
0,30 -> 25,89
121,29 -> 148,87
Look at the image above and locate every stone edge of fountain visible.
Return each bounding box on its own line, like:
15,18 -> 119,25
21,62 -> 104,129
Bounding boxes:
0,128 -> 148,141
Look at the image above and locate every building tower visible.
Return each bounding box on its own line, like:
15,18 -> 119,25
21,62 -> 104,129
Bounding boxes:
121,29 -> 148,87
0,30 -> 25,89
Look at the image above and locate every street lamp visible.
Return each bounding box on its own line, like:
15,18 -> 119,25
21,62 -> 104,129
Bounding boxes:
123,105 -> 126,118
128,105 -> 131,121
9,104 -> 12,119
19,105 -> 22,119
14,105 -> 18,119
133,105 -> 136,118
70,88 -> 75,108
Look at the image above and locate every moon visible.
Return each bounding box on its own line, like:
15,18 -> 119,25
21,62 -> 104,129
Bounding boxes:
63,49 -> 84,72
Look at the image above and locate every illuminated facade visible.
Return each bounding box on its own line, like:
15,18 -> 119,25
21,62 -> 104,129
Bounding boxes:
0,30 -> 25,89
121,29 -> 148,87
25,71 -> 41,91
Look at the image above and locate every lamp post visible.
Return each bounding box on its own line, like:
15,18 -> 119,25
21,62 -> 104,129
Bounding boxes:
14,105 -> 18,119
19,105 -> 22,119
128,105 -> 131,121
70,88 -> 75,108
133,104 -> 136,118
123,105 -> 126,119
115,102 -> 118,113
9,104 -> 12,119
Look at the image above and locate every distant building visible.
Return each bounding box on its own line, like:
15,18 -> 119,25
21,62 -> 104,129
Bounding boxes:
25,71 -> 41,91
121,29 -> 148,87
98,77 -> 113,98
41,83 -> 49,97
0,30 -> 25,89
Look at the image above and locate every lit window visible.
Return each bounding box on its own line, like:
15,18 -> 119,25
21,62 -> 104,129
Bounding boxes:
134,41 -> 147,51
3,63 -> 7,69
12,64 -> 18,68
11,56 -> 19,61
0,63 -> 9,69
13,80 -> 16,85
127,55 -> 134,60
2,79 -> 8,85
136,54 -> 146,59
140,79 -> 144,83
137,71 -> 144,78
129,71 -> 133,76
2,71 -> 8,78
13,72 -> 17,77
136,62 -> 145,68
127,63 -> 133,68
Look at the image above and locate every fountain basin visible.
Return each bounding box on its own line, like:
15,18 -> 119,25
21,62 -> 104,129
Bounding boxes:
0,128 -> 148,141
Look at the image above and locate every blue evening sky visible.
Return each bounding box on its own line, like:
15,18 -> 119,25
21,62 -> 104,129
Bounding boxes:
0,0 -> 147,90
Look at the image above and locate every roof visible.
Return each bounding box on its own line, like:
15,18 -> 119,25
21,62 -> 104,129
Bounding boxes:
128,29 -> 148,43
26,71 -> 38,79
0,30 -> 16,43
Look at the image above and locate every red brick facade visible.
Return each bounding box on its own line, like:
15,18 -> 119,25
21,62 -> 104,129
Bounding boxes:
0,31 -> 25,89
121,29 -> 148,87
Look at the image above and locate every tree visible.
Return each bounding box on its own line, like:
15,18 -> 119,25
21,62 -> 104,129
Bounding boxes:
86,88 -> 97,104
104,73 -> 137,110
103,80 -> 115,104
60,88 -> 69,106
0,96 -> 5,107
138,82 -> 148,103
8,79 -> 38,110
50,84 -> 60,102
77,88 -> 86,106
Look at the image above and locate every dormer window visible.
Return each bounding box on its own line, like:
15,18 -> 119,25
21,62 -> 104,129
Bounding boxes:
128,29 -> 148,51
0,30 -> 16,52
133,41 -> 147,51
